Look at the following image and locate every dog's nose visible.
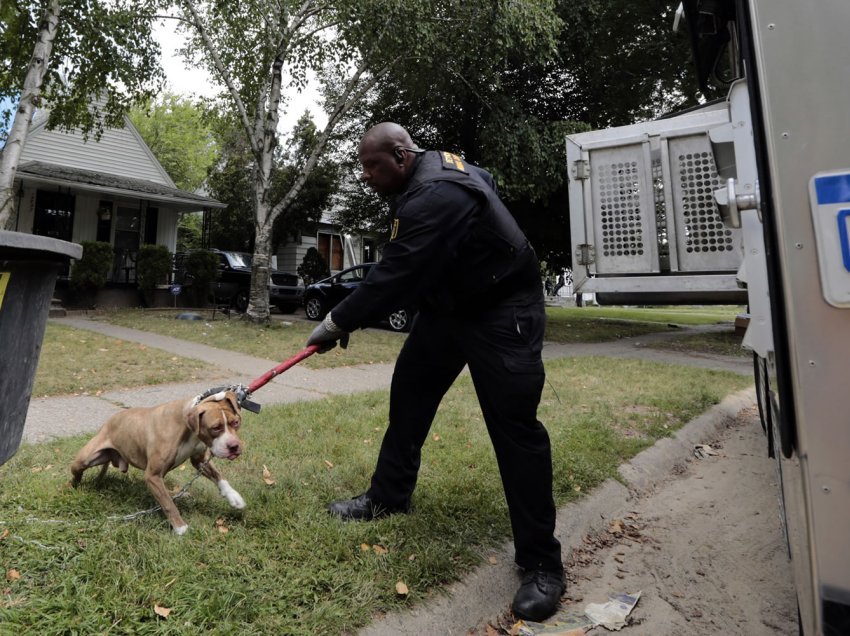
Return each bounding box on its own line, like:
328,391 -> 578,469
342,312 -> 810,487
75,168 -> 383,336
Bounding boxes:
227,442 -> 241,456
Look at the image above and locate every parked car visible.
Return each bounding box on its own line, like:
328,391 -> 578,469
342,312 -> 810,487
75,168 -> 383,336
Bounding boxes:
302,263 -> 415,332
175,249 -> 303,313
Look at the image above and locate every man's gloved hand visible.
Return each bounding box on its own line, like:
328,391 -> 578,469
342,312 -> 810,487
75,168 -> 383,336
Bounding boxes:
306,312 -> 350,353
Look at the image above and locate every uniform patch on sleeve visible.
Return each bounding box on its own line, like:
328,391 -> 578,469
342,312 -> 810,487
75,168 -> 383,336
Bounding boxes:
441,151 -> 467,173
0,272 -> 9,312
390,218 -> 400,240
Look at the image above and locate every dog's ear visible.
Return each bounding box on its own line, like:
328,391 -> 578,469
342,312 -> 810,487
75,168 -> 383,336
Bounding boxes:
224,391 -> 241,415
186,407 -> 201,435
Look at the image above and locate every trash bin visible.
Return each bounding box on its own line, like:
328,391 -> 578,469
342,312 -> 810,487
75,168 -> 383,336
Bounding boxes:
0,231 -> 82,466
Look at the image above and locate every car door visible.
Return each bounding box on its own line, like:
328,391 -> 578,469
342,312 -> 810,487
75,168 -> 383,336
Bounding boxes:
327,265 -> 371,307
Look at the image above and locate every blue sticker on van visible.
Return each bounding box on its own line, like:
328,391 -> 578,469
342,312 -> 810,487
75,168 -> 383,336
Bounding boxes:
815,174 -> 850,205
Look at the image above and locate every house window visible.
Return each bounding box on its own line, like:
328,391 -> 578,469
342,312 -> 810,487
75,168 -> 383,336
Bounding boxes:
317,232 -> 343,271
33,190 -> 75,242
96,201 -> 113,242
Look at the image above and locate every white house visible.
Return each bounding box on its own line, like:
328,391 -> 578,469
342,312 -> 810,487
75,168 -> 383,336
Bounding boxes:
275,208 -> 382,276
9,110 -> 225,284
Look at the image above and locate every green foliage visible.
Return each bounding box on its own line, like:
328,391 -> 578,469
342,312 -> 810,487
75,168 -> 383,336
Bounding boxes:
70,241 -> 113,302
134,244 -> 172,306
183,249 -> 220,306
204,115 -> 339,253
128,94 -> 218,191
0,0 -> 163,141
332,0 -> 700,271
177,212 -> 204,252
297,247 -> 330,286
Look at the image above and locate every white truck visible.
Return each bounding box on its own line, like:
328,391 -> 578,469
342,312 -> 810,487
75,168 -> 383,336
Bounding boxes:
567,2 -> 850,633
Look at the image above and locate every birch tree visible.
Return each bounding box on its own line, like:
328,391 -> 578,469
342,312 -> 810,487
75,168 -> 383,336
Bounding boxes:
0,0 -> 163,229
171,0 -> 561,322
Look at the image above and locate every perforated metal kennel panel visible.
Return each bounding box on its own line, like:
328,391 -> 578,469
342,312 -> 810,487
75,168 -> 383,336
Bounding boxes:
589,143 -> 658,274
667,135 -> 743,271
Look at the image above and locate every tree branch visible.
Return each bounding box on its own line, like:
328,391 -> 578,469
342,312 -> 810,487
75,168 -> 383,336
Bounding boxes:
178,0 -> 260,156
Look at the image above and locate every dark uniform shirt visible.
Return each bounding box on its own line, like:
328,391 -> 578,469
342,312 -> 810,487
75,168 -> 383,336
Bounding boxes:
331,150 -> 541,332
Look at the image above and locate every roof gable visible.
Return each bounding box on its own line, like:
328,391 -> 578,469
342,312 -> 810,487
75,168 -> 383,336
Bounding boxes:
22,111 -> 176,187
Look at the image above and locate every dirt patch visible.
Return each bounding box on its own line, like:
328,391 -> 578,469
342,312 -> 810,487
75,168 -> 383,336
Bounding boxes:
559,408 -> 796,635
490,407 -> 798,635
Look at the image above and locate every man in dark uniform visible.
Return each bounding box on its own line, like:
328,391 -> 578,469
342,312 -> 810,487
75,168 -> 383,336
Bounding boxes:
306,122 -> 564,621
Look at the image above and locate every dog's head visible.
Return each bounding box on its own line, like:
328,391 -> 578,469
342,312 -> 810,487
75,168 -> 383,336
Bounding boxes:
186,390 -> 243,460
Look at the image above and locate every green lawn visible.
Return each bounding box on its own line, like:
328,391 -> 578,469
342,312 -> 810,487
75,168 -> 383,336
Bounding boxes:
32,306 -> 746,398
1,357 -> 752,634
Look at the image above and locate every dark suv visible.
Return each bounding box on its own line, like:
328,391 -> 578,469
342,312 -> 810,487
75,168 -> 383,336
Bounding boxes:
302,263 -> 415,332
176,250 -> 303,313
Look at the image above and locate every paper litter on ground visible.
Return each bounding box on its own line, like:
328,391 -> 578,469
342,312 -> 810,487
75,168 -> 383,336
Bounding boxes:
583,591 -> 641,630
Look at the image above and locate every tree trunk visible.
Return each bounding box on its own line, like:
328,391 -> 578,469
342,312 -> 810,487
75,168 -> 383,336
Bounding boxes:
0,0 -> 61,230
245,211 -> 273,323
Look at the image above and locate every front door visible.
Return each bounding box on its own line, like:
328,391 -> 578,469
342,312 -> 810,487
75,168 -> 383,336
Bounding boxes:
112,206 -> 140,283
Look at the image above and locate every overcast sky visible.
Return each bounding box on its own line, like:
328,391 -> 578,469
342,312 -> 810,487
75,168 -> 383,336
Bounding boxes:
155,21 -> 326,134
0,23 -> 326,140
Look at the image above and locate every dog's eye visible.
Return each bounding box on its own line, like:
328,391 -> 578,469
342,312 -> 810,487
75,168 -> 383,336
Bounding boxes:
229,420 -> 240,429
211,425 -> 224,434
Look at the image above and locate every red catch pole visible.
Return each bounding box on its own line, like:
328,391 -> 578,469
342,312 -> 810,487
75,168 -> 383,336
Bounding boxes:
246,344 -> 320,394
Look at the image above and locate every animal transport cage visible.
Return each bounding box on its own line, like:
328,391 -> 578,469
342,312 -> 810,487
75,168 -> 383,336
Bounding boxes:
566,102 -> 747,304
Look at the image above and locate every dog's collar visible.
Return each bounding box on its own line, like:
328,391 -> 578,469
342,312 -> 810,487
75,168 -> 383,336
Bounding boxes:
191,387 -> 230,407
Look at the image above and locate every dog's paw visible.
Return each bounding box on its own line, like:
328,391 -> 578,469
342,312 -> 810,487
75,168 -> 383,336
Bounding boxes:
226,490 -> 246,510
173,524 -> 189,536
218,479 -> 246,510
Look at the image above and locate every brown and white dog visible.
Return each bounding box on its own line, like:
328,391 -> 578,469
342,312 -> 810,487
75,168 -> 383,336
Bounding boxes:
70,390 -> 246,535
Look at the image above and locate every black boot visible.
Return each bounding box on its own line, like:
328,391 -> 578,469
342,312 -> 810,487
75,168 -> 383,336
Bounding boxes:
511,569 -> 565,622
327,493 -> 410,521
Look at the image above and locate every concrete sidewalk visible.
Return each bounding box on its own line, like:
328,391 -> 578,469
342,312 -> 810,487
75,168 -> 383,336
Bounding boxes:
24,316 -> 750,445
21,315 -> 756,634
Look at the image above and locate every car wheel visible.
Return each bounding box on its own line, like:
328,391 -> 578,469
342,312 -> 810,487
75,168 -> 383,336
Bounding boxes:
304,296 -> 326,321
387,308 -> 412,332
234,289 -> 249,313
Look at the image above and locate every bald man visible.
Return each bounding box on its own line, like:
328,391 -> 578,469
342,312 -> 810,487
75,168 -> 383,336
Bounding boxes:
307,122 -> 564,621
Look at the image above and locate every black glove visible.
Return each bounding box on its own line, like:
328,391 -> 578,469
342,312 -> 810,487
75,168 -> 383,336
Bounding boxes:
306,312 -> 350,353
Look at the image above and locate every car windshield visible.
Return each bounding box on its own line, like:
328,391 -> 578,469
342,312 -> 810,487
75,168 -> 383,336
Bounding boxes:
229,253 -> 251,268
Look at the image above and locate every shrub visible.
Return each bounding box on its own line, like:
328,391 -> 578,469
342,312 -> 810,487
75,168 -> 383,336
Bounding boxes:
297,247 -> 330,286
184,249 -> 220,307
135,244 -> 172,306
70,241 -> 114,307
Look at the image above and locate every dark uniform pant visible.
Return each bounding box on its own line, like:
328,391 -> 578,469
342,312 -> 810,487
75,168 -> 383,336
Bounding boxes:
367,299 -> 563,573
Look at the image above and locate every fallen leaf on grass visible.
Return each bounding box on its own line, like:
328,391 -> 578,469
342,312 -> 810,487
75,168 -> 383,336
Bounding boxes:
432,433 -> 441,441
488,556 -> 498,565
610,520 -> 623,534
262,465 -> 275,485
0,529 -> 8,541
6,570 -> 20,582
360,543 -> 371,552
215,518 -> 229,533
323,460 -> 334,469
395,581 -> 409,596
154,604 -> 171,618
372,544 -> 388,555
